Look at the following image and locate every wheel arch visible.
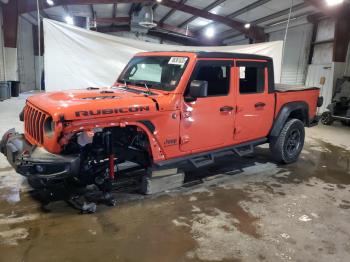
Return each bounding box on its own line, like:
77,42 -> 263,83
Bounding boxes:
125,121 -> 165,163
269,101 -> 309,139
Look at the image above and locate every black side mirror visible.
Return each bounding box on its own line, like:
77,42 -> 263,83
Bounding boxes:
185,80 -> 208,102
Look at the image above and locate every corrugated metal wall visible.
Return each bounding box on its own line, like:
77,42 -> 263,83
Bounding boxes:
305,18 -> 337,113
18,17 -> 36,91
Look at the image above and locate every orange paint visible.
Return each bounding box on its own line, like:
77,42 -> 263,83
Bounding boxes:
23,51 -> 320,164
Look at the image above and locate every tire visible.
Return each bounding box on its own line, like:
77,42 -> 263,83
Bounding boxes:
270,119 -> 305,164
321,112 -> 334,125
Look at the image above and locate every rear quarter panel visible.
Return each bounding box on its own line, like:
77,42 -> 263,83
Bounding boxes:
275,88 -> 320,120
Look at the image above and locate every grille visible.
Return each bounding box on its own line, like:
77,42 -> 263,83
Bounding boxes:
24,104 -> 49,145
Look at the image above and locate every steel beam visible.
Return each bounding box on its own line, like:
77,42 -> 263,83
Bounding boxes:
221,2 -> 309,41
18,1 -> 153,14
19,0 -> 265,41
159,0 -> 265,41
159,0 -> 187,24
196,0 -> 271,35
97,25 -> 201,45
96,17 -> 131,23
178,0 -> 226,28
95,17 -> 194,37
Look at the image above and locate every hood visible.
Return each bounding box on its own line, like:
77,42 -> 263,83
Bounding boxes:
27,88 -> 159,121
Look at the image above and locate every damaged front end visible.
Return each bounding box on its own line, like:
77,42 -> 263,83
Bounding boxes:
0,129 -> 80,188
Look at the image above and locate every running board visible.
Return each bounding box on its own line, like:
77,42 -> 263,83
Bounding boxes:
155,138 -> 267,168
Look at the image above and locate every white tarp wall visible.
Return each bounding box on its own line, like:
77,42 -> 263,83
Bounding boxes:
44,19 -> 283,92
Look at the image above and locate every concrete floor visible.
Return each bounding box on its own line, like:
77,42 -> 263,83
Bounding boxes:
0,96 -> 350,262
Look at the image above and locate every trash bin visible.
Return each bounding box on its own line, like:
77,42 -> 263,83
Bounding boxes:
0,81 -> 10,101
9,81 -> 20,97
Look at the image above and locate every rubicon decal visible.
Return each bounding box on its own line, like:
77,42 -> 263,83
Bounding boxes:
75,106 -> 150,117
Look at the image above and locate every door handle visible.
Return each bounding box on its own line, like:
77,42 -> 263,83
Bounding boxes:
220,106 -> 234,112
255,102 -> 266,108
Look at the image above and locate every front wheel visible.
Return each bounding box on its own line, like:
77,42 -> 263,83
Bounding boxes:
270,119 -> 305,164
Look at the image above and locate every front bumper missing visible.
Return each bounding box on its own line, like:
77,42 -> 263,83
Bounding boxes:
1,129 -> 80,180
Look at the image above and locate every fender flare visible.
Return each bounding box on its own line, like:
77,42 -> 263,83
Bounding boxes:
269,101 -> 309,138
123,121 -> 165,162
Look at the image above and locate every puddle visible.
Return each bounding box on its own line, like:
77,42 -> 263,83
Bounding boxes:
272,139 -> 350,186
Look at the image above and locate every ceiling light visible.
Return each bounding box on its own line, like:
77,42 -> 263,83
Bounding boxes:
46,0 -> 54,6
65,16 -> 74,25
244,23 -> 251,29
156,0 -> 162,2
205,27 -> 215,38
325,0 -> 344,6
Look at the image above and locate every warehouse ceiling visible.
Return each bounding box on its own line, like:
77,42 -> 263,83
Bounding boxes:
17,0 -> 350,45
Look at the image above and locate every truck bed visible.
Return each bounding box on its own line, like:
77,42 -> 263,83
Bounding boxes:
275,84 -> 319,92
274,86 -> 320,121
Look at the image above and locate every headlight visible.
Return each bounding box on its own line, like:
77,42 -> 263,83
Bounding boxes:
44,117 -> 55,137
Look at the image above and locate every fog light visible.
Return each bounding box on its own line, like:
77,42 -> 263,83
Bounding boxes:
36,165 -> 44,173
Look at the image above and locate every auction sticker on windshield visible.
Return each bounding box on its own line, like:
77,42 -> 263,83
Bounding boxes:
169,57 -> 188,66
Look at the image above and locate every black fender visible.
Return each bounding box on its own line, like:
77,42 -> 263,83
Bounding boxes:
269,101 -> 309,138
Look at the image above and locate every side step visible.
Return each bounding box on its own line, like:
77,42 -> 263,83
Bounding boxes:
189,154 -> 214,168
233,144 -> 254,157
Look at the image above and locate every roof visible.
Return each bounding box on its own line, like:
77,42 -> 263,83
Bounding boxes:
20,0 -> 321,46
195,51 -> 273,61
136,51 -> 273,61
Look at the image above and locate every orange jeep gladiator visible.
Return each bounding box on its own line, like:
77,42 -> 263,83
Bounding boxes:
1,51 -> 323,195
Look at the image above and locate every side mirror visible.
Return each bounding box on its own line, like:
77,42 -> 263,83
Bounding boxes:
185,80 -> 208,102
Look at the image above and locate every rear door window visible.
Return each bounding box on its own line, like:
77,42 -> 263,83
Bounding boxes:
237,62 -> 267,94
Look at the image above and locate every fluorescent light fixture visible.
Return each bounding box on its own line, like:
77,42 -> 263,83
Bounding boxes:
156,0 -> 162,2
205,27 -> 215,38
65,16 -> 74,25
244,23 -> 251,29
325,0 -> 344,6
46,0 -> 54,5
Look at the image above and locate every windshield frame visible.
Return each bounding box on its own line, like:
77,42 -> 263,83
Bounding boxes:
117,55 -> 190,92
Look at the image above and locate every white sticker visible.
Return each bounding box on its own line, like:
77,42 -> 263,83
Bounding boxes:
239,67 -> 246,79
169,57 -> 188,66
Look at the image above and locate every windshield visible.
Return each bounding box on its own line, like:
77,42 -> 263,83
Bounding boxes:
118,56 -> 189,91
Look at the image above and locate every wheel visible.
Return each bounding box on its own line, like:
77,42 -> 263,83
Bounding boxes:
321,112 -> 334,125
270,119 -> 305,164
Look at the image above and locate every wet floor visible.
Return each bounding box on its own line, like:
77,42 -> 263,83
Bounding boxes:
1,135 -> 350,262
1,97 -> 350,262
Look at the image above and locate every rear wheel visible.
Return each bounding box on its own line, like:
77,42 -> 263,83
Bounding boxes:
321,112 -> 334,125
270,119 -> 305,164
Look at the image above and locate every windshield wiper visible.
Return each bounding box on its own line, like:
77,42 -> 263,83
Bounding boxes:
129,81 -> 153,95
